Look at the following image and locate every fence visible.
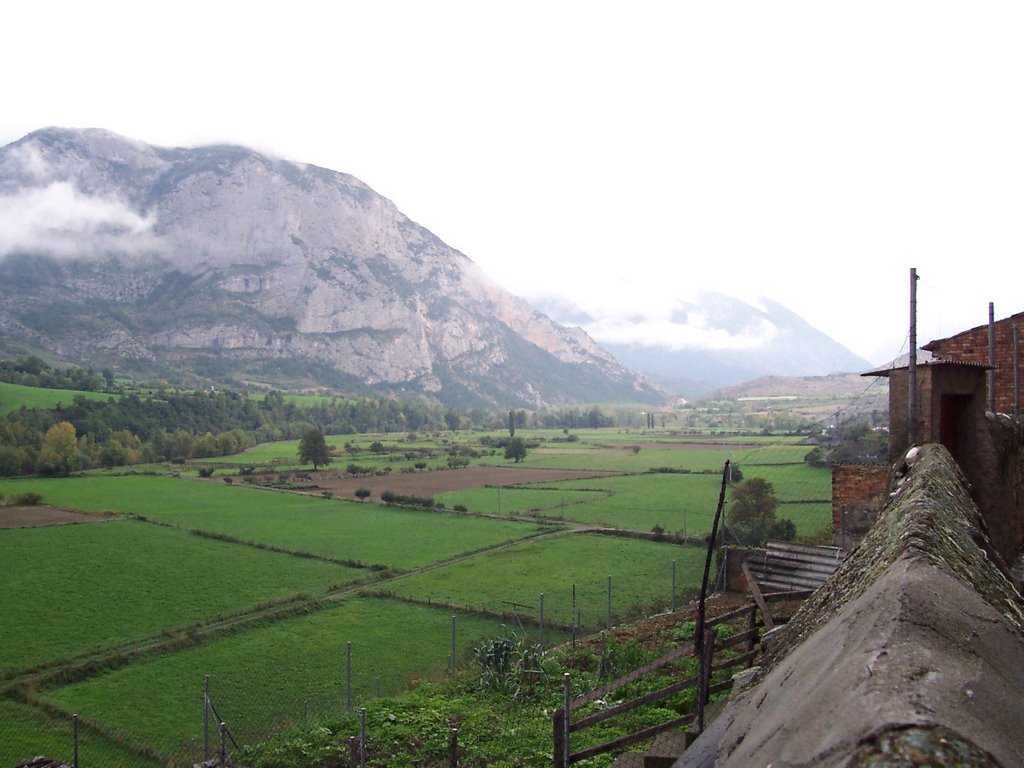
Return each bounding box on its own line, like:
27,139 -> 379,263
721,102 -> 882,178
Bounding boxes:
552,590 -> 808,768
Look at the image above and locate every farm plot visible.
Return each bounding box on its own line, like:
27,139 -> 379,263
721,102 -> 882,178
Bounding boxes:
0,700 -> 161,768
306,465 -> 617,499
0,475 -> 551,570
0,380 -> 117,415
385,532 -> 707,630
45,597 -> 533,760
0,519 -> 362,674
520,472 -> 726,532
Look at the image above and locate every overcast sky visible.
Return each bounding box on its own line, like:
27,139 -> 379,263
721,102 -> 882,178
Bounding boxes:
3,1 -> 1023,365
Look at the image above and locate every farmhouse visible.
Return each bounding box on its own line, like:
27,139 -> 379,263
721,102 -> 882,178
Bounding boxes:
675,309 -> 1024,766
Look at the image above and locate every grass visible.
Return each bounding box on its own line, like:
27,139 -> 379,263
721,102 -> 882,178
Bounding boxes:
0,476 -> 551,570
0,519 -> 362,674
385,532 -> 707,630
0,700 -> 162,768
44,597 -> 546,761
0,380 -> 117,415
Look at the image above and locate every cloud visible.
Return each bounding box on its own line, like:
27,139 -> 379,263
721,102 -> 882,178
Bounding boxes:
582,309 -> 780,351
0,182 -> 158,258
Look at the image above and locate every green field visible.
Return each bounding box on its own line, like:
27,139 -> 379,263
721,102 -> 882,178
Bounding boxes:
45,597 -> 539,759
0,475 -> 551,570
2,427 -> 834,765
0,519 -> 362,673
0,701 -> 161,768
386,532 -> 707,629
0,380 -> 116,415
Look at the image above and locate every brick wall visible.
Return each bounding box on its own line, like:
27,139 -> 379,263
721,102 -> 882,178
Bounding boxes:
832,463 -> 891,550
925,312 -> 1024,415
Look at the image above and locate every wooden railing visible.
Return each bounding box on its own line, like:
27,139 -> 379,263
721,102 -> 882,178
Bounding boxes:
552,591 -> 810,767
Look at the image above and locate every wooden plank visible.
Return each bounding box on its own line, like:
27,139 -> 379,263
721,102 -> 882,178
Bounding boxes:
711,649 -> 758,672
568,714 -> 695,763
715,628 -> 757,652
569,675 -> 699,732
742,560 -> 774,631
569,641 -> 695,710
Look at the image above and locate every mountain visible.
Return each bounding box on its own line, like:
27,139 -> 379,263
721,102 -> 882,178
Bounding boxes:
0,128 -> 662,408
531,292 -> 873,397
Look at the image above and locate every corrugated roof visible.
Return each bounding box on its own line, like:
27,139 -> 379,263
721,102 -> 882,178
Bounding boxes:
861,349 -> 991,377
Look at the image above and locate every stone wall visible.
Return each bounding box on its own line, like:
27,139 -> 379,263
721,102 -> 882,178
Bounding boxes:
678,443 -> 1024,768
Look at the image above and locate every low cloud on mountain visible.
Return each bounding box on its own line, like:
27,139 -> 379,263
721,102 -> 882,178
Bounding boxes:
0,181 -> 157,258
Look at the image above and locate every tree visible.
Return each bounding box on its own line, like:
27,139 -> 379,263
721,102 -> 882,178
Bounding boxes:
508,409 -> 516,438
298,428 -> 332,470
354,487 -> 371,502
726,477 -> 795,547
504,436 -> 527,463
37,421 -> 79,476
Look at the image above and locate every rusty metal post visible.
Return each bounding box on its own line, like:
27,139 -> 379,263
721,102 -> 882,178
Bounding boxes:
349,736 -> 358,768
450,726 -> 459,768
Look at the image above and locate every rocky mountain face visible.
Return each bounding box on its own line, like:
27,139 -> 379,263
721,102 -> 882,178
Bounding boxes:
0,128 -> 662,407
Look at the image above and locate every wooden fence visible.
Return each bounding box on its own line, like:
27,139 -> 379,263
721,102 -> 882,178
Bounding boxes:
552,590 -> 809,767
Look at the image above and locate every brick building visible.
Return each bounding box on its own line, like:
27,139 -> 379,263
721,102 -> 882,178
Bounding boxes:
832,310 -> 1024,569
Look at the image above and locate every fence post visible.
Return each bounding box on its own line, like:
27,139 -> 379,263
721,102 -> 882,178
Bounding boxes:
539,593 -> 545,651
695,627 -> 716,734
746,604 -> 758,660
672,559 -> 677,612
204,674 -> 210,760
571,584 -> 576,648
450,615 -> 457,674
219,721 -> 227,766
349,736 -> 358,768
450,726 -> 459,768
563,672 -> 572,767
72,713 -> 79,768
346,641 -> 352,711
607,575 -> 612,630
359,707 -> 367,768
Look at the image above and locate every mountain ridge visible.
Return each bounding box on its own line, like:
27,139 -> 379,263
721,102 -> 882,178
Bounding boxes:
0,128 -> 663,407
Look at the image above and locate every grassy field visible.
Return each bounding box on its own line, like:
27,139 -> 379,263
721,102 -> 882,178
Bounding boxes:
0,519 -> 362,673
3,427 -> 833,765
0,380 -> 116,415
385,532 -> 707,629
0,475 -> 552,570
45,597 -> 545,760
0,700 -> 161,768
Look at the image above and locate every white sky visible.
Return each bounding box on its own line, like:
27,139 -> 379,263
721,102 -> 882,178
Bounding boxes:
2,1 -> 1023,365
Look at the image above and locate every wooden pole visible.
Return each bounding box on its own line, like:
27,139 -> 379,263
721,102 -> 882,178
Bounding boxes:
989,302 -> 997,412
909,268 -> 919,447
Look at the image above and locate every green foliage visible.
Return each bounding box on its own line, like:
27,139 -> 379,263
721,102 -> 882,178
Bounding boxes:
473,632 -> 545,698
37,421 -> 78,476
504,436 -> 528,462
726,477 -> 797,547
297,427 -> 332,470
354,487 -> 371,501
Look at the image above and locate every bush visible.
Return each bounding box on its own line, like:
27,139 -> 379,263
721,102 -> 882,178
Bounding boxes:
354,488 -> 371,502
9,492 -> 43,507
197,467 -> 215,478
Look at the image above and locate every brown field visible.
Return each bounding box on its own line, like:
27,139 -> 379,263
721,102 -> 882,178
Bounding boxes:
289,465 -> 617,497
0,506 -> 117,528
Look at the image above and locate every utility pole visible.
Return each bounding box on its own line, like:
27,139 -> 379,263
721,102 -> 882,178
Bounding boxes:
908,268 -> 919,447
988,302 -> 996,413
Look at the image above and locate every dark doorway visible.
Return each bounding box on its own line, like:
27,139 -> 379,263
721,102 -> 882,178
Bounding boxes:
939,394 -> 974,464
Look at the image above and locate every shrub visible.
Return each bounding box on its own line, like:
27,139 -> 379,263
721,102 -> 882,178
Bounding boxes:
354,488 -> 371,502
10,492 -> 43,507
223,477 -> 233,485
197,467 -> 215,478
